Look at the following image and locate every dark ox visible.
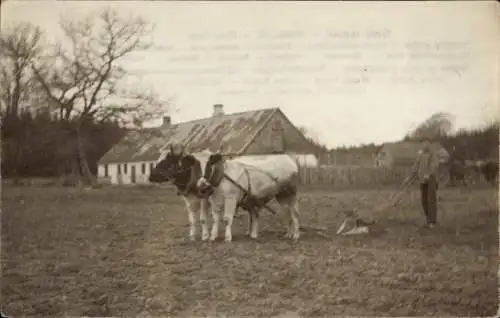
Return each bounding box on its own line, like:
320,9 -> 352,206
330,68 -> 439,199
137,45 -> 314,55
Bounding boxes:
148,147 -> 215,241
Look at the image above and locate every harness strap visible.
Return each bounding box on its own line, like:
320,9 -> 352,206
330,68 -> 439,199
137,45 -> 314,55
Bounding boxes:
263,170 -> 280,184
221,172 -> 278,215
243,165 -> 291,203
243,164 -> 280,185
244,168 -> 252,194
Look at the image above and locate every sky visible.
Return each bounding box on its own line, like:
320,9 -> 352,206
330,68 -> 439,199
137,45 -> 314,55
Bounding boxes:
2,0 -> 499,148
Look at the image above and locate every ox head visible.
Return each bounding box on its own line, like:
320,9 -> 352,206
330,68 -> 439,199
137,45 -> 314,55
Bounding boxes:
196,152 -> 225,197
148,144 -> 184,183
204,153 -> 224,181
148,144 -> 204,195
149,145 -> 225,197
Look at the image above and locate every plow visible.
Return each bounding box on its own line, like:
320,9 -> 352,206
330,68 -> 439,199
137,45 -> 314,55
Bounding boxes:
270,174 -> 416,238
335,174 -> 415,236
233,172 -> 416,239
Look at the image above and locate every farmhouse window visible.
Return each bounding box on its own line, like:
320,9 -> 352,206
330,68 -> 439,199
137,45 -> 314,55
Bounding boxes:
104,164 -> 108,177
123,163 -> 128,174
141,163 -> 146,174
271,118 -> 285,153
117,164 -> 121,175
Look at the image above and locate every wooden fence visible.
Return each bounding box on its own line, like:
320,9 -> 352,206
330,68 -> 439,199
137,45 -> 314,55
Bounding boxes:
298,166 -> 414,188
298,165 -> 495,188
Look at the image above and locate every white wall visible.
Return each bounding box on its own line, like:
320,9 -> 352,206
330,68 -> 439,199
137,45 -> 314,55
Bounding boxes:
288,153 -> 319,168
235,153 -> 319,168
98,161 -> 156,185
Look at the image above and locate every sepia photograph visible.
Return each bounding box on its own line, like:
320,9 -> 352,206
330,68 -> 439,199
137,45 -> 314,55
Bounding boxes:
1,0 -> 498,316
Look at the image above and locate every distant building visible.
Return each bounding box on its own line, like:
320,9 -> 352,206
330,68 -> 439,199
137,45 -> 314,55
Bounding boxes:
375,141 -> 450,167
320,147 -> 380,167
97,104 -> 319,185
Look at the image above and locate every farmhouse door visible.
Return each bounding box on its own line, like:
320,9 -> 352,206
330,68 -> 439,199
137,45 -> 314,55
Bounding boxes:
131,165 -> 136,184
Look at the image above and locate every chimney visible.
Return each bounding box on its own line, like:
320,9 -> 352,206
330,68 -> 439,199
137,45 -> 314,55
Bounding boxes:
162,115 -> 171,127
213,104 -> 224,117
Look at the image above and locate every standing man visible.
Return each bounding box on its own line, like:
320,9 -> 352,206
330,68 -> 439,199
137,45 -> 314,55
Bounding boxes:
397,138 -> 440,228
413,138 -> 440,228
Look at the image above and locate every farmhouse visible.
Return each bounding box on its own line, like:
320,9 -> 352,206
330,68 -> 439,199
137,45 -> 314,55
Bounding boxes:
97,104 -> 319,185
375,141 -> 450,167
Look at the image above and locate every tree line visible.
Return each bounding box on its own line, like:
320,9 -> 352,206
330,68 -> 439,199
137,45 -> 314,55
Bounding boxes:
1,108 -> 126,179
402,112 -> 499,163
319,115 -> 498,165
438,123 -> 499,163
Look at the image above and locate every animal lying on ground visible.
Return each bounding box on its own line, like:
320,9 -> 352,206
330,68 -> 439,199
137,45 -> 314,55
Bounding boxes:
195,151 -> 301,242
148,144 -> 214,241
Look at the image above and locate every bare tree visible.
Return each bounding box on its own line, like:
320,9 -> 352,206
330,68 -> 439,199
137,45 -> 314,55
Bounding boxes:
298,125 -> 328,151
405,112 -> 455,141
31,8 -> 167,185
0,23 -> 46,180
0,22 -> 45,115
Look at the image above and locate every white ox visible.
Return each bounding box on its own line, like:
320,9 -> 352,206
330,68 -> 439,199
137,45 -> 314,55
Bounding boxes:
195,152 -> 301,242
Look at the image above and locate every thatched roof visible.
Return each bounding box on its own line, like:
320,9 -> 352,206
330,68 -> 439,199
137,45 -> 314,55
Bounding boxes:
99,108 -> 277,164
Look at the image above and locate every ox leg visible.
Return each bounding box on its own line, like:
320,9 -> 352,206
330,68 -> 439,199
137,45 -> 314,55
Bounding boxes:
210,210 -> 220,241
210,197 -> 223,241
223,197 -> 238,242
277,199 -> 296,239
275,201 -> 291,238
250,211 -> 259,240
183,197 -> 198,241
245,211 -> 253,236
289,198 -> 300,240
200,199 -> 210,241
282,207 -> 295,239
285,212 -> 293,239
